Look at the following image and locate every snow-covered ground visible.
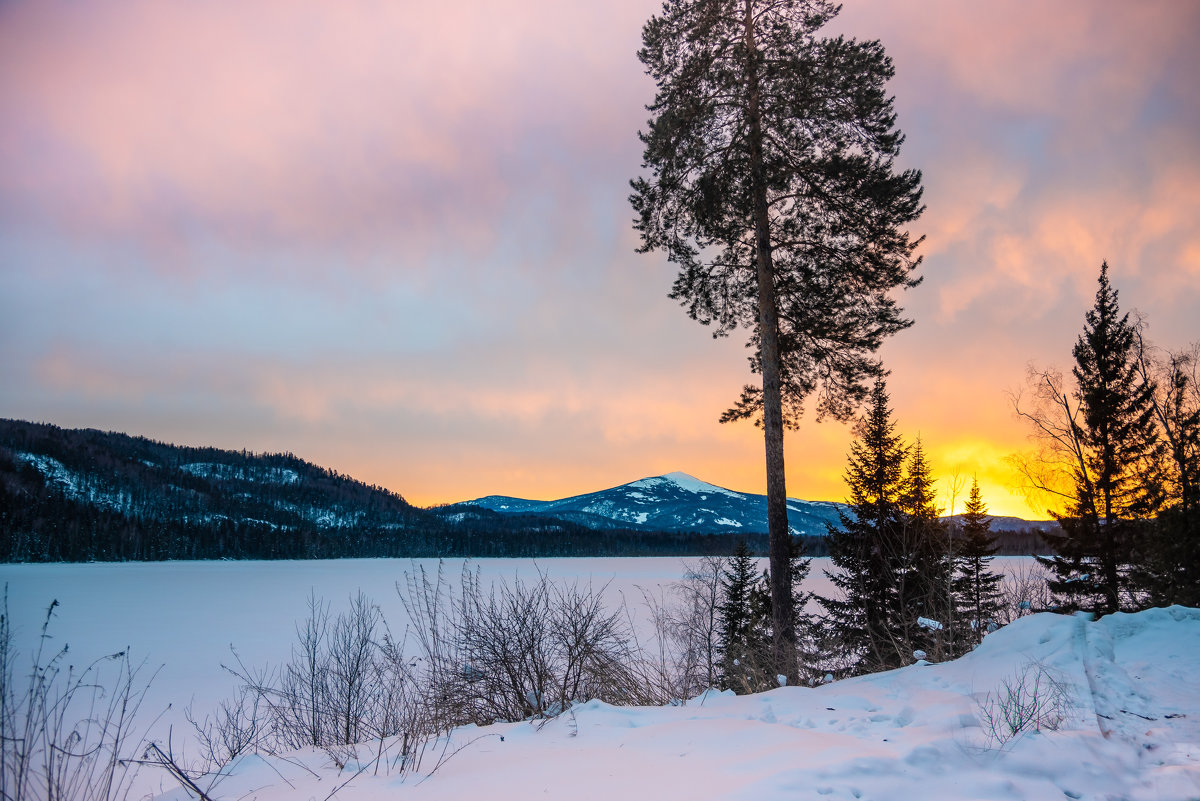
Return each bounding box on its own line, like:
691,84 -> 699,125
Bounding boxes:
2,559 -> 1196,800
152,606 -> 1200,801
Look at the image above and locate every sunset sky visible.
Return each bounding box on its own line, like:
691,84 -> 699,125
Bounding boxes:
2,0 -> 1197,518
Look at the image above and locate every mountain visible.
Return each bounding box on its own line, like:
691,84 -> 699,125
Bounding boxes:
460,471 -> 1058,537
459,471 -> 845,535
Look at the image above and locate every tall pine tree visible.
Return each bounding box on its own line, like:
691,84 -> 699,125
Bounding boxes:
632,0 -> 924,681
1038,263 -> 1164,615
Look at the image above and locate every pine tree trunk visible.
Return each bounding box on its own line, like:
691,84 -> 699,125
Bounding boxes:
743,0 -> 796,683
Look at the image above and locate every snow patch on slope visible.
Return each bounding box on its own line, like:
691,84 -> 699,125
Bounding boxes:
180,463 -> 302,485
15,452 -> 80,493
15,451 -> 133,512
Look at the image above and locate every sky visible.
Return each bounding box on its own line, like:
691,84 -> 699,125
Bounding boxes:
1,0 -> 1198,518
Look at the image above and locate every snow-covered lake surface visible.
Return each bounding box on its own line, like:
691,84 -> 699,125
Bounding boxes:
3,558 -> 1197,800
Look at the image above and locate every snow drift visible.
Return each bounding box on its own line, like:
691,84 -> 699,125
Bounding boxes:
148,606 -> 1200,801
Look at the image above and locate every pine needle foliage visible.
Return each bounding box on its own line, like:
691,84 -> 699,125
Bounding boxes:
896,438 -> 954,658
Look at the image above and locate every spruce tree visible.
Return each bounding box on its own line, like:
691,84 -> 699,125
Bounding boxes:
718,539 -> 762,690
1131,347 -> 1200,606
952,477 -> 1001,645
632,0 -> 924,681
1038,263 -> 1164,615
748,536 -> 814,684
819,379 -> 908,673
896,438 -> 954,658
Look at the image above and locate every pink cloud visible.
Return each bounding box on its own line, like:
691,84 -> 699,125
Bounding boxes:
0,0 -> 651,258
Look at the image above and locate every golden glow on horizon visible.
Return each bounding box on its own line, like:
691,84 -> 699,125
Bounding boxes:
379,424 -> 1044,521
396,472 -> 1040,521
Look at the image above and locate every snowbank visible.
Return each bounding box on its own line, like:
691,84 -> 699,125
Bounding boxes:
146,607 -> 1200,801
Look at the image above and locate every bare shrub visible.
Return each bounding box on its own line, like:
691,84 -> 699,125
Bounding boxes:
975,661 -> 1073,747
996,562 -> 1053,626
220,592 -> 333,754
395,562 -> 470,732
633,579 -> 714,704
658,557 -> 723,697
218,589 -> 433,777
372,628 -> 440,775
326,592 -> 383,746
185,685 -> 265,769
542,578 -> 647,709
0,593 -> 154,801
454,568 -> 556,723
399,564 -> 650,728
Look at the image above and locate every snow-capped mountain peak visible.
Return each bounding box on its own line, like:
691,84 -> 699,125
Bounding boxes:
456,471 -> 1055,537
458,472 -> 844,535
632,471 -> 743,499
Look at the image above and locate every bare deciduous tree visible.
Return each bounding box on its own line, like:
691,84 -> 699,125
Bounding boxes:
664,557 -> 724,695
1009,367 -> 1091,516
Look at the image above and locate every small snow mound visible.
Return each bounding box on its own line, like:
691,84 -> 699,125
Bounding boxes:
691,687 -> 737,704
969,612 -> 1074,660
1097,604 -> 1200,642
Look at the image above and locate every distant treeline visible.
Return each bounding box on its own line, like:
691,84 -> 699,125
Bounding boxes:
0,488 -> 807,562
